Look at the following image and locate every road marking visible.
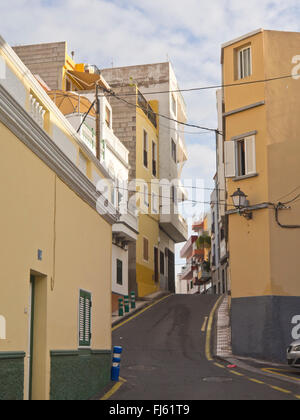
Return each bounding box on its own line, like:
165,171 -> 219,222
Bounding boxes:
248,378 -> 265,385
230,370 -> 244,377
201,317 -> 208,332
100,377 -> 127,400
269,385 -> 292,395
214,363 -> 225,369
205,296 -> 223,361
112,295 -> 171,332
262,367 -> 300,382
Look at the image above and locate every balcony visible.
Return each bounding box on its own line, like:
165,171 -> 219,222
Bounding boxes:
102,123 -> 129,165
180,261 -> 195,280
137,90 -> 157,129
180,235 -> 198,259
177,135 -> 188,163
195,262 -> 211,286
112,208 -> 138,243
177,181 -> 188,202
160,211 -> 188,244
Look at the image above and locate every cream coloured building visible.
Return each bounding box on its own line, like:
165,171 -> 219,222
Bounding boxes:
0,36 -> 117,400
221,29 -> 300,362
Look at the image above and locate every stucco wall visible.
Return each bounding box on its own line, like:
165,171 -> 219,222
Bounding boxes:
0,120 -> 112,400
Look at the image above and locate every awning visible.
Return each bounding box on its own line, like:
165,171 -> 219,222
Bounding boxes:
66,70 -> 110,92
48,90 -> 96,117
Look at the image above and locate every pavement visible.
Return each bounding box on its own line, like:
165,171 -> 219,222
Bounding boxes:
112,290 -> 170,327
214,294 -> 300,388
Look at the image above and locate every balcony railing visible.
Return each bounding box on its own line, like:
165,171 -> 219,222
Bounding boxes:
137,90 -> 157,129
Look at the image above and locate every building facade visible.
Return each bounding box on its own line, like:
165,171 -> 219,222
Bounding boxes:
0,37 -> 117,399
221,29 -> 300,362
178,215 -> 211,294
210,89 -> 230,296
102,63 -> 189,294
12,41 -> 139,310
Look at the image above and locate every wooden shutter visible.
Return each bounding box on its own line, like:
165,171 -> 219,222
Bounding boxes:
224,141 -> 236,178
79,290 -> 92,347
245,136 -> 256,175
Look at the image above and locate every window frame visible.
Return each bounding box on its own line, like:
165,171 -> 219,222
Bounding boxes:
143,130 -> 149,169
171,138 -> 177,163
152,141 -> 157,177
224,133 -> 257,179
160,251 -> 165,275
78,289 -> 92,348
116,259 -> 123,286
238,45 -> 252,80
143,237 -> 149,263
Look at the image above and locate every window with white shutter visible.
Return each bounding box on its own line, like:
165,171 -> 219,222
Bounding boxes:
225,136 -> 257,178
238,46 -> 252,79
224,141 -> 236,178
245,136 -> 256,175
79,290 -> 92,347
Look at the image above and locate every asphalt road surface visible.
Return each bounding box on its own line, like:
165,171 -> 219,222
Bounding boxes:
111,294 -> 300,400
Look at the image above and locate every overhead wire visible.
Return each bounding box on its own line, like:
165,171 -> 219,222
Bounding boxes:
100,73 -> 295,97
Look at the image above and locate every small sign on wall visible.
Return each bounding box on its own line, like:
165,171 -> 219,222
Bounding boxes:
291,315 -> 300,340
0,315 -> 6,340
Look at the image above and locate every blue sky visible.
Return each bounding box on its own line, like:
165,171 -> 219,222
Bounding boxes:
1,0 -> 300,268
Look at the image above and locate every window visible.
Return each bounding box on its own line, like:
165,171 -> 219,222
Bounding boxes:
152,141 -> 157,177
224,135 -> 256,178
152,192 -> 158,214
105,106 -> 111,128
144,184 -> 149,207
143,130 -> 148,168
143,238 -> 149,262
79,290 -> 92,347
117,259 -> 123,285
238,46 -> 252,79
171,139 -> 177,162
171,185 -> 177,204
160,251 -> 165,275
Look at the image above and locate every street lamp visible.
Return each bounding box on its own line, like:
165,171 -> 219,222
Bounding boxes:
231,188 -> 253,220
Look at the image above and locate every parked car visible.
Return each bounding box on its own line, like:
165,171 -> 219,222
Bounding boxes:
287,340 -> 300,367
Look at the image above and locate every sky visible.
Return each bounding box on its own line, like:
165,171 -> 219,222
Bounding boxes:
1,0 -> 300,270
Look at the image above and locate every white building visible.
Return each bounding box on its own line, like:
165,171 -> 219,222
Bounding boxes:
102,62 -> 189,293
49,89 -> 138,308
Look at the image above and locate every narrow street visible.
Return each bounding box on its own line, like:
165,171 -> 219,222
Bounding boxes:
111,295 -> 300,400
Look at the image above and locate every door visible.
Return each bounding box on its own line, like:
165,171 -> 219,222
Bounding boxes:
28,275 -> 35,400
154,247 -> 159,283
28,273 -> 47,400
167,250 -> 175,293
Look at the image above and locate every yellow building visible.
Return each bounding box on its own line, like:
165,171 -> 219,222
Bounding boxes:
101,85 -> 161,298
135,100 -> 160,297
0,36 -> 117,400
221,29 -> 300,362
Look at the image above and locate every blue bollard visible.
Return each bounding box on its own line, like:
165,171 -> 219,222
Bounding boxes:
111,346 -> 123,381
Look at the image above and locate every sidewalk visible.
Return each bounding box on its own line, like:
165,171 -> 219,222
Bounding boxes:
215,295 -> 232,358
112,291 -> 171,327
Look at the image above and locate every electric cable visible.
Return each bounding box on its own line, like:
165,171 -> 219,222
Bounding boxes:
100,73 -> 295,97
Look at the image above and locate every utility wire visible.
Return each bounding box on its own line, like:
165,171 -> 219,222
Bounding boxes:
101,73 -> 295,98
114,185 -> 232,206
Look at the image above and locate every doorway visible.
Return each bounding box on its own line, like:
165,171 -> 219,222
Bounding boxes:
28,273 -> 47,400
